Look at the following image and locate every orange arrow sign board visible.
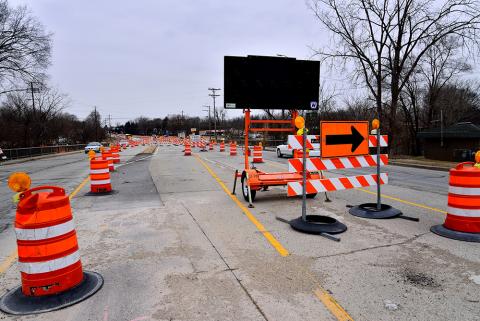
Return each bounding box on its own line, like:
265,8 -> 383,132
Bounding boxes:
320,121 -> 369,158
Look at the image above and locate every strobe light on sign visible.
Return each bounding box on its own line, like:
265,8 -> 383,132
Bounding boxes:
224,55 -> 320,110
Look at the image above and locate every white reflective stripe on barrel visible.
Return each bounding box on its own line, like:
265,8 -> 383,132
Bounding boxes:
15,219 -> 75,241
18,250 -> 80,274
449,186 -> 480,196
90,168 -> 109,174
91,179 -> 111,185
447,206 -> 480,217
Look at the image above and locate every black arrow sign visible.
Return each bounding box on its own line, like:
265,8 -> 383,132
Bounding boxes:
325,126 -> 365,153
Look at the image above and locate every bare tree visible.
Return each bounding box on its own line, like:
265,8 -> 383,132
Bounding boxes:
0,0 -> 52,95
311,0 -> 480,142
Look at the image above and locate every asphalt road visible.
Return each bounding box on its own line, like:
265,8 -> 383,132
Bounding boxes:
0,145 -> 478,321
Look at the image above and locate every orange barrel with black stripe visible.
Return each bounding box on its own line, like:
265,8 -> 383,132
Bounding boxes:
220,142 -> 225,152
252,145 -> 264,163
110,147 -> 120,164
102,150 -> 114,172
90,157 -> 111,193
15,186 -> 83,296
431,162 -> 480,242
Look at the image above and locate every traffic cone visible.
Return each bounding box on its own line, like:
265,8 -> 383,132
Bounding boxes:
0,186 -> 103,315
431,162 -> 480,242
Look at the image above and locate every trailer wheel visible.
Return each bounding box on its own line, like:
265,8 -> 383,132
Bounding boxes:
241,171 -> 256,202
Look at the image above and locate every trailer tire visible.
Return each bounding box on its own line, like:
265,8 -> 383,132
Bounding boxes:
241,171 -> 256,202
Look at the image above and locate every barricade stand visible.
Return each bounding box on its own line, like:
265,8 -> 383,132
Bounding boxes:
0,177 -> 103,315
277,118 -> 346,241
348,120 -> 417,221
431,158 -> 480,242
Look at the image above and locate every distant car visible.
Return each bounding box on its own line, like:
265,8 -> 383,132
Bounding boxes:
84,142 -> 102,153
276,142 -> 320,158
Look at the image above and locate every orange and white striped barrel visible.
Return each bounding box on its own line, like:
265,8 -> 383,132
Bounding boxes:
293,149 -> 309,158
209,142 -> 214,151
90,157 -> 111,193
230,143 -> 237,156
111,148 -> 120,164
15,186 -> 84,296
220,142 -> 225,152
252,145 -> 264,163
184,144 -> 191,156
102,150 -> 114,172
444,162 -> 480,233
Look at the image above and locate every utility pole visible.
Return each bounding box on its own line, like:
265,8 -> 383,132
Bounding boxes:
30,82 -> 36,115
208,88 -> 221,141
203,105 -> 211,134
94,106 -> 98,141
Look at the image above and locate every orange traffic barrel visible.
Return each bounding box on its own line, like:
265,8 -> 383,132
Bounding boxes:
220,142 -> 225,152
431,162 -> 480,242
252,145 -> 264,163
90,157 -> 112,193
184,143 -> 192,156
102,150 -> 115,172
0,186 -> 103,315
230,143 -> 237,156
111,148 -> 120,164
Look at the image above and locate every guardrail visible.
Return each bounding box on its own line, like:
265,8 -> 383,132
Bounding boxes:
0,144 -> 86,161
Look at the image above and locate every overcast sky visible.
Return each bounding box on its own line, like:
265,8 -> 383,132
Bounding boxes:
7,0 -> 342,123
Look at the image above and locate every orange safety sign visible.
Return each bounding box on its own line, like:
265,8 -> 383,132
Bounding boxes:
320,121 -> 369,158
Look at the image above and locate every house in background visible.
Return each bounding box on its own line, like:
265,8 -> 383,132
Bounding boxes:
417,122 -> 480,161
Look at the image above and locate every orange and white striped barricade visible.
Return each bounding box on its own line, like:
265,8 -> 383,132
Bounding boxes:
252,145 -> 264,163
219,142 -> 225,152
288,135 -> 319,159
102,150 -> 115,172
431,162 -> 480,242
368,135 -> 388,148
230,143 -> 237,156
288,173 -> 388,196
184,143 -> 192,156
288,154 -> 389,172
0,186 -> 103,315
90,157 -> 112,193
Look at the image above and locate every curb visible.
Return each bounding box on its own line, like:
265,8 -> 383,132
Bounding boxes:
389,160 -> 451,172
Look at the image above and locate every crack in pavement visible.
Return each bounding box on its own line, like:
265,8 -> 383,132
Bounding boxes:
313,232 -> 430,260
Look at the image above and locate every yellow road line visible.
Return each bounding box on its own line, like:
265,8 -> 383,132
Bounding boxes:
265,159 -> 447,214
357,188 -> 447,214
314,288 -> 353,321
0,176 -> 89,275
194,154 -> 289,257
69,176 -> 90,200
195,154 -> 354,320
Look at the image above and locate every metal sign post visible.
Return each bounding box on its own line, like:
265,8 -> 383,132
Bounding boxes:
302,127 -> 307,221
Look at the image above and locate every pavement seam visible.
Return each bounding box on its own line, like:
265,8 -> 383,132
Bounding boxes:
180,203 -> 269,321
313,232 -> 429,260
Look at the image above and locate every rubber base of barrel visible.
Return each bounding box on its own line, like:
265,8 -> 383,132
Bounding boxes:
431,225 -> 480,243
0,271 -> 103,315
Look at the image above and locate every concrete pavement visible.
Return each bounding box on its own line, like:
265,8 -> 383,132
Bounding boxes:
0,145 -> 478,321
